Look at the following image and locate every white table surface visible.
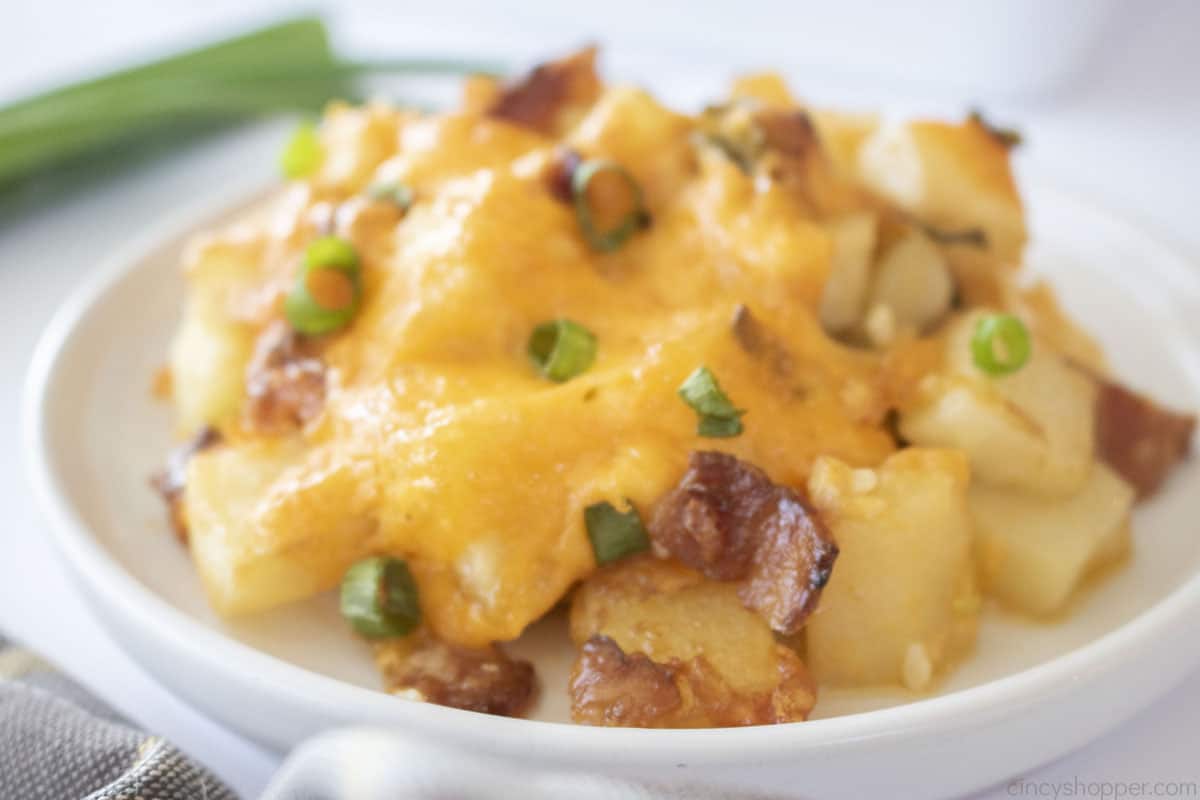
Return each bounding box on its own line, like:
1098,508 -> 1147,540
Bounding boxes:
2,2 -> 1198,797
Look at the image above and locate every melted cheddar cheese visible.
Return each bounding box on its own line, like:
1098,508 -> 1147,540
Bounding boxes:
172,59 -> 1024,650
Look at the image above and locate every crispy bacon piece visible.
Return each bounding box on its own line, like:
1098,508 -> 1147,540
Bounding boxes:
570,635 -> 816,728
649,451 -> 837,634
150,425 -> 221,543
570,635 -> 683,726
375,631 -> 536,717
487,48 -> 601,134
1095,378 -> 1195,499
243,320 -> 327,433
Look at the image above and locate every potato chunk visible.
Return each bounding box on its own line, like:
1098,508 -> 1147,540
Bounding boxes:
806,449 -> 978,690
186,439 -> 379,616
972,462 -> 1135,616
568,557 -> 816,727
375,630 -> 535,717
867,229 -> 954,334
857,117 -> 1026,264
900,311 -> 1097,497
819,212 -> 878,334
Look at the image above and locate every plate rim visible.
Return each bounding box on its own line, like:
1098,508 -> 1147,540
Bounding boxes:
22,177 -> 1200,769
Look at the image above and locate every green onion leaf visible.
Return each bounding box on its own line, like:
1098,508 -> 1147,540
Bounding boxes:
367,179 -> 414,211
0,16 -> 505,193
697,414 -> 744,438
339,556 -> 421,639
571,159 -> 649,252
584,501 -> 650,565
280,122 -> 323,178
678,366 -> 745,437
527,319 -> 597,381
285,236 -> 362,335
971,313 -> 1032,376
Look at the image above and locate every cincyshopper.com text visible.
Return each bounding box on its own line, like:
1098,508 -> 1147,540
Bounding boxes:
1008,778 -> 1198,799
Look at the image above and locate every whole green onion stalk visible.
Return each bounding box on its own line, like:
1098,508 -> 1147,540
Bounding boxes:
0,16 -> 502,190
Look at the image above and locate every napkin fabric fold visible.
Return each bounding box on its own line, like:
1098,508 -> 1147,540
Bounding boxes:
0,635 -> 237,800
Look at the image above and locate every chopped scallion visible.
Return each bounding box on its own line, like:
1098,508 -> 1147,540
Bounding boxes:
280,122 -> 323,178
367,179 -> 414,211
527,319 -> 597,381
678,366 -> 745,437
285,236 -> 362,335
584,501 -> 650,565
971,313 -> 1032,376
339,556 -> 421,639
571,159 -> 649,252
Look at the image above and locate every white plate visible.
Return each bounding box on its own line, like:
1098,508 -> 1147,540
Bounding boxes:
24,178 -> 1200,799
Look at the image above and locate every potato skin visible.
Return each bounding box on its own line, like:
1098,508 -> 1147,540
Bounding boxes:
375,630 -> 536,717
1094,378 -> 1195,500
568,556 -> 816,727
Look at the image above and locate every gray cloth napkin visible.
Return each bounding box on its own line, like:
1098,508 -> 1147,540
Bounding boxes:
0,635 -> 238,800
1,634 -> 786,799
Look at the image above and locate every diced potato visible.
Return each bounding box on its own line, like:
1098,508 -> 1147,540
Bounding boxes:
972,462 -> 1135,616
899,311 -> 1097,497
168,300 -> 254,434
857,118 -> 1027,264
168,242 -> 260,434
186,438 -> 379,616
819,212 -> 878,333
867,229 -> 953,333
568,556 -> 816,726
806,449 -> 978,690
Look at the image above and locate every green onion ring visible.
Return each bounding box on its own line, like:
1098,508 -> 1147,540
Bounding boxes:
678,365 -> 746,437
339,556 -> 421,639
584,500 -> 650,565
285,235 -> 362,335
570,158 -> 649,252
527,318 -> 597,382
280,122 -> 323,179
970,313 -> 1032,376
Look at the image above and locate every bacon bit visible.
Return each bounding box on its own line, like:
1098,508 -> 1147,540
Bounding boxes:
375,631 -> 536,717
570,635 -> 816,727
243,320 -> 327,433
1095,378 -> 1195,500
150,426 -> 222,544
570,635 -> 682,726
546,147 -> 583,203
753,109 -> 820,159
487,48 -> 601,134
649,451 -> 838,635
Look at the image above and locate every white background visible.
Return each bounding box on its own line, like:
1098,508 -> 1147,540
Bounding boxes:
1,1 -> 1198,797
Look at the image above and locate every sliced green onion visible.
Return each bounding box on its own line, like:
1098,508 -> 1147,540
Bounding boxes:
527,319 -> 597,381
678,366 -> 745,437
280,122 -> 323,179
571,159 -> 649,252
584,501 -> 650,565
339,556 -> 421,639
971,313 -> 1032,376
697,414 -> 744,438
285,236 -> 362,335
367,179 -> 414,211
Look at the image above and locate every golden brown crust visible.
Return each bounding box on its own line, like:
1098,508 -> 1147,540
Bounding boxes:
570,634 -> 816,728
570,635 -> 684,726
150,425 -> 222,544
487,48 -> 601,134
649,451 -> 837,634
242,320 -> 327,433
1095,378 -> 1195,499
375,630 -> 536,717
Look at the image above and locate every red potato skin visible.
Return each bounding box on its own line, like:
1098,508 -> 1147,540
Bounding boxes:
1094,378 -> 1195,500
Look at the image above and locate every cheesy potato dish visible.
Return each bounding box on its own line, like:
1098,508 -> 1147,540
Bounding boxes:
154,49 -> 1194,725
